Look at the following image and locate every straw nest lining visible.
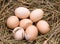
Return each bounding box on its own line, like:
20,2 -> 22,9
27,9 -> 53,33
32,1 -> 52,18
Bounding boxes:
0,0 -> 60,44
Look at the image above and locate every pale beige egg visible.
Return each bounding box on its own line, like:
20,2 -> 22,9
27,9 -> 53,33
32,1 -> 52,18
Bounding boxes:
15,7 -> 30,19
37,20 -> 50,34
25,25 -> 38,42
30,9 -> 44,22
19,19 -> 33,29
13,27 -> 25,40
7,16 -> 19,29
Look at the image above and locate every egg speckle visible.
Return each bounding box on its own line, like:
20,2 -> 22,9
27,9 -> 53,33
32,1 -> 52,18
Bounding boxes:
20,19 -> 33,29
7,16 -> 19,29
37,20 -> 50,34
13,27 -> 24,40
25,25 -> 38,42
15,7 -> 30,19
30,9 -> 44,22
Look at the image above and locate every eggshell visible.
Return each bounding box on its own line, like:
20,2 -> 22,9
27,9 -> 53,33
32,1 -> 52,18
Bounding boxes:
13,27 -> 25,40
7,16 -> 19,29
25,25 -> 38,42
37,20 -> 50,34
15,7 -> 30,19
19,19 -> 33,29
30,9 -> 44,22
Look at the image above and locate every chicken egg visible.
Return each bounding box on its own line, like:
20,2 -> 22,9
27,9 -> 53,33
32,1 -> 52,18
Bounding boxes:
7,16 -> 19,29
19,19 -> 33,29
13,27 -> 24,40
25,25 -> 38,42
30,9 -> 44,22
15,7 -> 30,19
37,20 -> 50,34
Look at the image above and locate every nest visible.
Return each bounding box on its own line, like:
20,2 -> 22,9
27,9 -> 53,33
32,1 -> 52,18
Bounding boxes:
0,0 -> 60,44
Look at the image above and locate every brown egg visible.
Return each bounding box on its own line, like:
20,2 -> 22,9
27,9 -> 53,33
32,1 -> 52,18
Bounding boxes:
25,25 -> 38,42
15,7 -> 30,19
19,19 -> 33,29
30,9 -> 44,22
37,20 -> 50,34
7,16 -> 19,29
13,27 -> 25,40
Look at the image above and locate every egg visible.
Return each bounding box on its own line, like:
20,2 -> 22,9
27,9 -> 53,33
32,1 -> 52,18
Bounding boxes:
7,16 -> 19,29
15,7 -> 30,19
19,19 -> 33,29
13,27 -> 25,40
25,25 -> 38,42
37,20 -> 50,34
30,9 -> 44,22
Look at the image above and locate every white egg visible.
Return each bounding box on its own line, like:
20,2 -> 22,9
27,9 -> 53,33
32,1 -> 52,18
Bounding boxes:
15,7 -> 30,19
7,16 -> 19,29
37,20 -> 50,34
13,27 -> 25,40
30,9 -> 44,22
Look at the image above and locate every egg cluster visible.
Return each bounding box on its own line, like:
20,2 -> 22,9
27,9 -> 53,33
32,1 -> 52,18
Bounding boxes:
6,7 -> 50,42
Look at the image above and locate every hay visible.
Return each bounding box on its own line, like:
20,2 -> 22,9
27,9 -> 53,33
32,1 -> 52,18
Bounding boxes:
0,0 -> 60,44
